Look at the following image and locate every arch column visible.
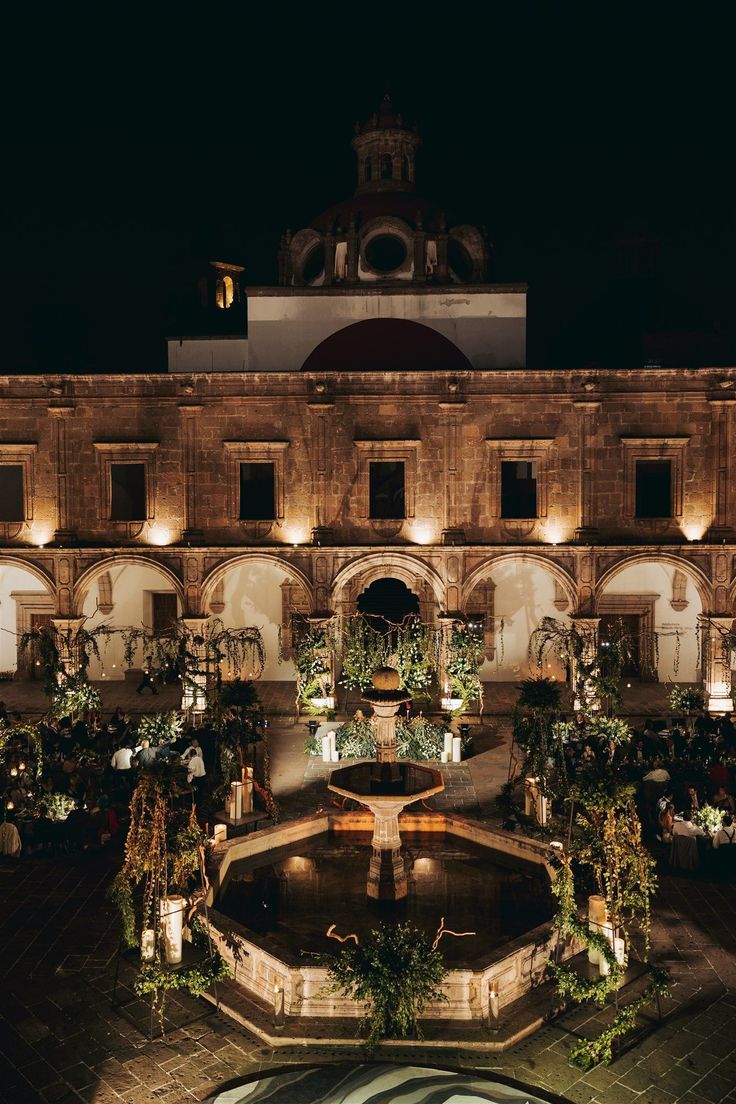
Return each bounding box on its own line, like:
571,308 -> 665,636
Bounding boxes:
180,617 -> 209,713
699,614 -> 734,715
570,616 -> 601,713
51,617 -> 86,681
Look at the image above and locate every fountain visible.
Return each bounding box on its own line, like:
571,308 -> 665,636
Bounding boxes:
327,666 -> 443,900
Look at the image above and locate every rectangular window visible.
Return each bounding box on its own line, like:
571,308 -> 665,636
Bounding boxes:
501,460 -> 537,518
0,464 -> 24,522
369,460 -> 405,519
239,462 -> 276,520
111,462 -> 146,521
635,459 -> 671,518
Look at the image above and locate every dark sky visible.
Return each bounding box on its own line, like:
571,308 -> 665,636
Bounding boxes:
4,6 -> 735,374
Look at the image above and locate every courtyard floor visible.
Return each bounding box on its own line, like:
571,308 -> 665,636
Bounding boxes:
1,682 -> 735,1104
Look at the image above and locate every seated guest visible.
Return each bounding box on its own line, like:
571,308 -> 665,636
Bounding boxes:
134,738 -> 158,769
713,785 -> 736,815
713,813 -> 736,849
657,802 -> 675,843
685,784 -> 701,815
110,743 -> 136,772
643,760 -> 671,784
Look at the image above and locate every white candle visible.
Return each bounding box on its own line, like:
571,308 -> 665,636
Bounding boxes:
613,936 -> 626,966
330,749 -> 339,762
443,731 -> 454,757
141,928 -> 155,961
588,895 -> 607,925
213,823 -> 227,843
328,731 -> 337,756
452,736 -> 462,763
322,735 -> 331,763
441,750 -> 450,764
587,921 -> 600,965
599,952 -> 611,977
231,781 -> 244,820
160,895 -> 187,965
488,986 -> 499,1023
242,780 -> 253,814
536,793 -> 548,826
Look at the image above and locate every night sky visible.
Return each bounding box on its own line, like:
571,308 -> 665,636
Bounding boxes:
4,8 -> 734,375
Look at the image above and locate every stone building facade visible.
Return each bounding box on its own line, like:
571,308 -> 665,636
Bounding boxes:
1,98 -> 734,709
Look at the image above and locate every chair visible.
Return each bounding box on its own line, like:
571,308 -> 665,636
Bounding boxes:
669,832 -> 700,872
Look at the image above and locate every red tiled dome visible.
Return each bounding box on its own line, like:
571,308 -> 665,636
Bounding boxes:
300,318 -> 472,373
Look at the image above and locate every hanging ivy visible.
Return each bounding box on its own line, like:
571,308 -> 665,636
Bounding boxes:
529,617 -> 633,718
294,622 -> 335,712
443,622 -> 484,713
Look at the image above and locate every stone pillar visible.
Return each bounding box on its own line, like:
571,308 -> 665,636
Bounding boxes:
440,400 -> 467,544
180,617 -> 209,713
708,399 -> 736,539
699,615 -> 734,715
51,617 -> 86,682
574,400 -> 600,542
370,700 -> 404,764
308,401 -> 335,545
48,406 -> 76,543
413,224 -> 426,284
346,217 -> 359,283
570,616 -> 601,713
367,799 -> 408,900
436,218 -> 448,282
180,404 -> 203,544
323,230 -> 336,287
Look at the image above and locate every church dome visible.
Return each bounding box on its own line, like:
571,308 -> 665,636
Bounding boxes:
278,98 -> 489,289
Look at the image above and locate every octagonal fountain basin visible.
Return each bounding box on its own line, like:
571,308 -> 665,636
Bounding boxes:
202,812 -> 583,1037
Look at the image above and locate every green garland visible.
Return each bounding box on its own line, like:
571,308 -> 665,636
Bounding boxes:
0,722 -> 44,778
444,623 -> 484,712
134,953 -> 231,1001
568,971 -> 671,1070
322,922 -> 447,1047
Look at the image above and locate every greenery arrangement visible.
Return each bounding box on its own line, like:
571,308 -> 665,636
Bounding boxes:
668,685 -> 705,716
517,676 -> 562,712
294,623 -> 335,714
530,617 -> 633,717
304,714 -> 454,761
49,675 -> 102,720
512,677 -> 568,797
693,803 -> 725,836
322,922 -> 447,1046
39,792 -> 77,821
137,711 -> 184,746
443,623 -> 484,713
0,722 -> 44,778
216,678 -> 260,711
547,771 -> 663,1068
585,715 -> 631,749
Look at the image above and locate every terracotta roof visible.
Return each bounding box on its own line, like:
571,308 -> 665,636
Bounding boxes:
311,192 -> 443,233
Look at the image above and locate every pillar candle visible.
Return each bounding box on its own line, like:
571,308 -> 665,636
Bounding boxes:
328,731 -> 337,757
330,749 -> 339,762
588,895 -> 607,926
613,936 -> 626,966
452,736 -> 462,763
160,895 -> 186,965
141,928 -> 156,961
443,731 -> 454,757
587,921 -> 600,965
488,986 -> 499,1023
536,793 -> 548,826
213,823 -> 227,843
441,750 -> 451,764
599,952 -> 611,977
242,779 -> 253,814
322,735 -> 331,763
231,781 -> 244,820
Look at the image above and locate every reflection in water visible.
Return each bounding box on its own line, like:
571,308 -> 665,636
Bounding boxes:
217,832 -> 552,966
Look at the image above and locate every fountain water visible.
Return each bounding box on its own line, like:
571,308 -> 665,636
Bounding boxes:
327,667 -> 444,900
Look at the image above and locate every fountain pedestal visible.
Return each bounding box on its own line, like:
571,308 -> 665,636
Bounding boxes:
328,667 -> 444,901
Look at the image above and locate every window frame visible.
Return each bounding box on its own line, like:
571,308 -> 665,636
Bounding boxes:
620,436 -> 689,521
109,461 -> 148,522
485,438 -> 554,521
354,439 -> 420,521
224,440 -> 289,524
93,442 -> 159,527
368,458 -> 406,521
634,458 -> 673,519
238,460 -> 278,522
0,443 -> 37,536
500,458 -> 539,520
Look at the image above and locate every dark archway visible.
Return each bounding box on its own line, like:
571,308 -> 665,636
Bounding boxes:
300,318 -> 474,373
357,577 -> 419,631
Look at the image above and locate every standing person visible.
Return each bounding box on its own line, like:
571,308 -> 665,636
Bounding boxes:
186,747 -> 206,804
110,743 -> 136,772
713,814 -> 736,849
136,668 -> 159,695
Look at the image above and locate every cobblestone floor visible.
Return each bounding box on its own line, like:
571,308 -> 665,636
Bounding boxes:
2,688 -> 736,1104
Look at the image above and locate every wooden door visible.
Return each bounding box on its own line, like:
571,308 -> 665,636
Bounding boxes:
22,613 -> 54,679
152,593 -> 178,636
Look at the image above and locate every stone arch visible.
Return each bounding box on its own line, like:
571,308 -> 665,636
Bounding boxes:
201,554 -> 314,681
596,554 -> 707,683
201,554 -> 313,615
74,555 -> 185,615
461,553 -> 577,682
462,553 -> 577,611
595,553 -> 711,613
0,556 -> 57,678
331,552 -> 445,616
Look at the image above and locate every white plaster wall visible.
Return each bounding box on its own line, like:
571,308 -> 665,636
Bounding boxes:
81,564 -> 179,680
475,560 -> 568,683
600,561 -> 702,682
246,289 -> 526,372
167,337 -> 249,373
0,566 -> 51,673
212,561 -> 298,681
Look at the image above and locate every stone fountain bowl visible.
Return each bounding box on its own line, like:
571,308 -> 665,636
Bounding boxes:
328,760 -> 444,803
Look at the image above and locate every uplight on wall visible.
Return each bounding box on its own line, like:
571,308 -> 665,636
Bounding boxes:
30,522 -> 53,547
682,521 -> 707,542
148,525 -> 172,546
544,523 -> 565,546
284,526 -> 309,547
409,522 -> 435,545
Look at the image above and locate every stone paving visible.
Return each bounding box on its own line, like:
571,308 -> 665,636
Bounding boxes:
2,690 -> 736,1103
